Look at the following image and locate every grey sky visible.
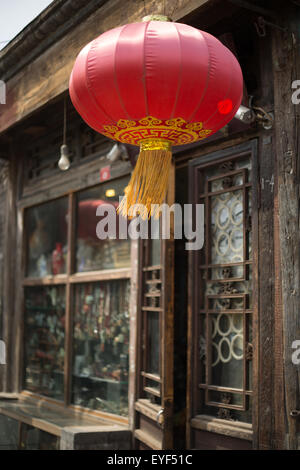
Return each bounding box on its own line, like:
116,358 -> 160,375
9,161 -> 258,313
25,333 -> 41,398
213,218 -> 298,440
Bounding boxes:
0,0 -> 54,50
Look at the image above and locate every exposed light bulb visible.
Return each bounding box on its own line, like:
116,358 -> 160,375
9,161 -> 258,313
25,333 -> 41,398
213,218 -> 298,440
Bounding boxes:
58,144 -> 70,171
105,189 -> 116,198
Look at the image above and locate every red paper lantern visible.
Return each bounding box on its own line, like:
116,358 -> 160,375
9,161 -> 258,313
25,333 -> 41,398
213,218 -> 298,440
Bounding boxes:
69,17 -> 243,218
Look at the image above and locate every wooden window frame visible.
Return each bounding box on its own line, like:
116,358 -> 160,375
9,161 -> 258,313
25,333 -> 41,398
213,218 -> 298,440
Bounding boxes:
139,233 -> 163,404
19,175 -> 134,424
187,140 -> 259,445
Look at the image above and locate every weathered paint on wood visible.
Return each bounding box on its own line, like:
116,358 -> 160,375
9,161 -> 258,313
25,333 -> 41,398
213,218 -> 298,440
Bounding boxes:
272,5 -> 300,450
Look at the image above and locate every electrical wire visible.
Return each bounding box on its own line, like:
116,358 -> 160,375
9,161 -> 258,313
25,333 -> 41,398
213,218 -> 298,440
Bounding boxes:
63,96 -> 67,145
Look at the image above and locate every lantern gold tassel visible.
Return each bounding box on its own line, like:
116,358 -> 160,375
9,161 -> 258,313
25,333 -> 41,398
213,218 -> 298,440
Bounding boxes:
118,139 -> 172,220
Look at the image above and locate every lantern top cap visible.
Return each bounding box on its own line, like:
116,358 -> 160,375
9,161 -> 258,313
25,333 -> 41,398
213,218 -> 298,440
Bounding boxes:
142,15 -> 173,22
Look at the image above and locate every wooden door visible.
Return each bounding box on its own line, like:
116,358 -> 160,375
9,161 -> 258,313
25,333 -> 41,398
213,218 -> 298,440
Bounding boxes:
187,141 -> 258,450
133,164 -> 175,450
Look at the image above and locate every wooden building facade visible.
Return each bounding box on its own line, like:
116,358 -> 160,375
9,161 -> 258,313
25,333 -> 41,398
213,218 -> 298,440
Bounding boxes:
0,0 -> 299,450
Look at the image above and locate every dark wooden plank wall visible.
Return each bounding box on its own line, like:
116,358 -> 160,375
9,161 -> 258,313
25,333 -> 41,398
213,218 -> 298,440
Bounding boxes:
256,28 -> 285,450
272,3 -> 300,451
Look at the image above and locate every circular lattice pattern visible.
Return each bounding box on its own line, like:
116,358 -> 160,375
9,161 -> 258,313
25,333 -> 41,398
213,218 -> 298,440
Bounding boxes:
211,313 -> 243,366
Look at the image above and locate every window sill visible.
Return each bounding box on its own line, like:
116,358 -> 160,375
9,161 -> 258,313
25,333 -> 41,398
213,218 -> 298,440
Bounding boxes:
191,415 -> 253,441
20,390 -> 129,426
23,267 -> 132,286
0,394 -> 129,438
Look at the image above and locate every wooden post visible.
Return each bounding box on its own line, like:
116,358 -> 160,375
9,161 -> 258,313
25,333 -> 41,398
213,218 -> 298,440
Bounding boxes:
256,30 -> 285,450
2,143 -> 18,392
272,5 -> 300,450
128,239 -> 139,433
0,161 -> 8,391
162,160 -> 175,450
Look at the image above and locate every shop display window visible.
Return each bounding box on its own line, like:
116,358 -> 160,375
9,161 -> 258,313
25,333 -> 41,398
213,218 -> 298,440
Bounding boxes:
26,198 -> 68,278
24,285 -> 65,400
72,280 -> 130,416
23,176 -> 131,418
77,178 -> 130,272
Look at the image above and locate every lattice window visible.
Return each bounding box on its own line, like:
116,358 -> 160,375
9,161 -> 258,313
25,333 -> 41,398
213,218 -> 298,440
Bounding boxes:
196,153 -> 253,423
140,234 -> 162,406
80,123 -> 111,159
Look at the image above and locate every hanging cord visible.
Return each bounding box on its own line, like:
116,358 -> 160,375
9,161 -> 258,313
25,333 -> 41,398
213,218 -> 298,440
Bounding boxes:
63,95 -> 67,145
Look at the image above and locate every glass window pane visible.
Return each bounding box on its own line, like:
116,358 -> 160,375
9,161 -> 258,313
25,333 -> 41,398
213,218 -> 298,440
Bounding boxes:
150,219 -> 161,266
145,378 -> 161,402
20,424 -> 60,450
211,189 -> 243,265
0,415 -> 19,450
210,313 -> 244,389
150,240 -> 161,266
147,312 -> 160,375
72,280 -> 130,416
24,286 -> 65,401
76,177 -> 130,272
26,198 -> 68,277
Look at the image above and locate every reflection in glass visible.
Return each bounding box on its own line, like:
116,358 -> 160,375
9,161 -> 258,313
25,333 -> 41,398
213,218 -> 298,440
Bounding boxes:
76,177 -> 130,272
24,286 -> 65,400
72,280 -> 130,416
26,198 -> 68,278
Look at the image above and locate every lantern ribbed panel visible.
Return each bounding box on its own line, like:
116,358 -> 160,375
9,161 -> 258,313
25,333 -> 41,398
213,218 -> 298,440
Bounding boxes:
69,21 -> 243,143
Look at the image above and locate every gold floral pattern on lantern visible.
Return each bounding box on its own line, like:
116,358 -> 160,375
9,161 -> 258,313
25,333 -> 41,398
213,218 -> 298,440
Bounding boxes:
165,117 -> 186,127
186,121 -> 203,131
139,116 -> 163,127
102,115 -> 212,146
117,119 -> 137,129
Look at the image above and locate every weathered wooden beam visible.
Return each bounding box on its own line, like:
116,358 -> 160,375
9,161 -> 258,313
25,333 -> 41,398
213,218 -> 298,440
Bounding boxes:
1,144 -> 18,392
0,0 -> 212,135
272,4 -> 300,450
255,31 -> 285,451
0,0 -> 108,82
